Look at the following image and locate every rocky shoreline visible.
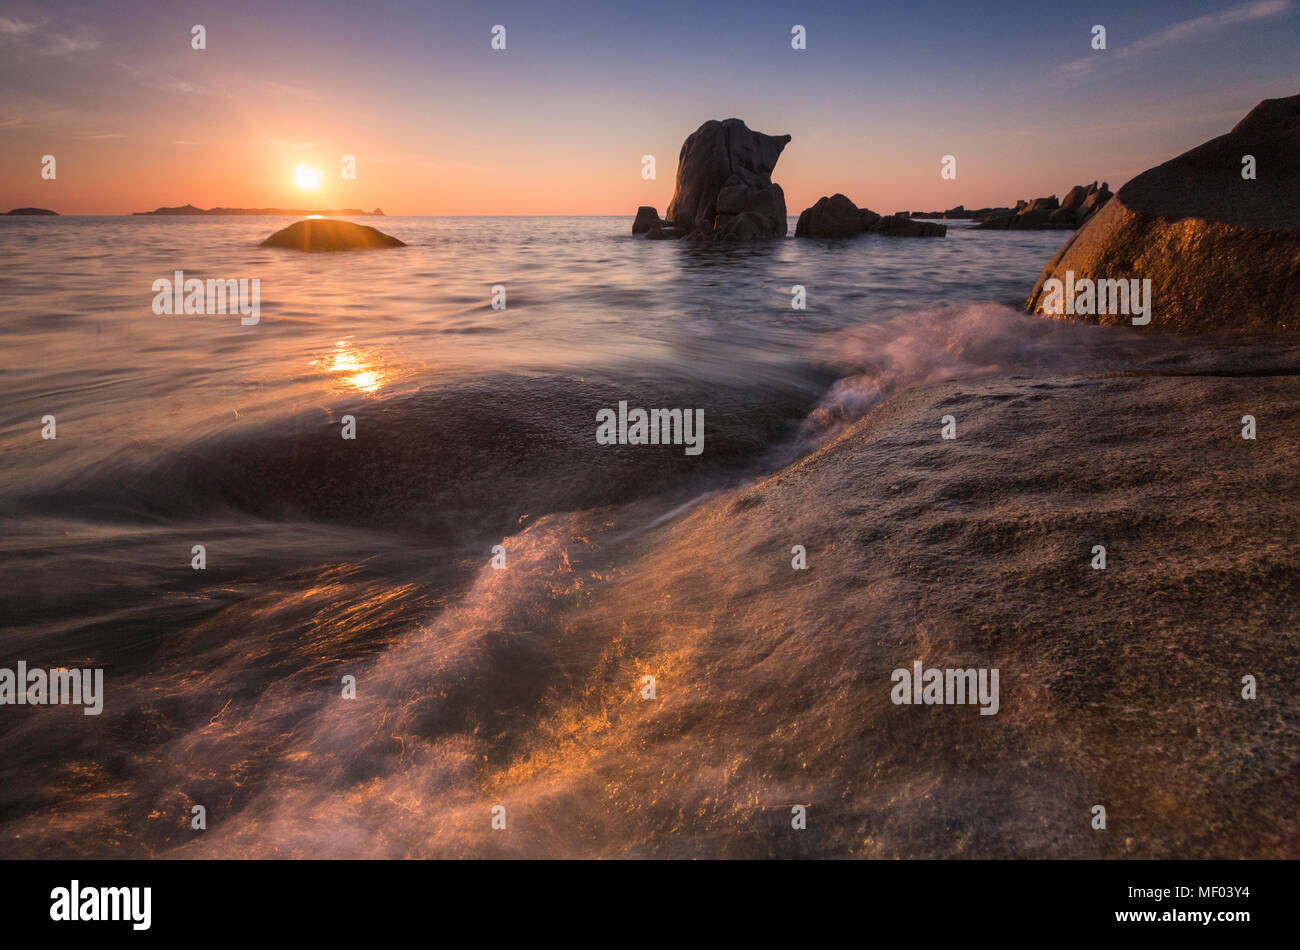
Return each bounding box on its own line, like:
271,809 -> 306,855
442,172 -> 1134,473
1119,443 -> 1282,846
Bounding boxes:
973,182 -> 1113,230
632,118 -> 1121,242
1027,93 -> 1300,333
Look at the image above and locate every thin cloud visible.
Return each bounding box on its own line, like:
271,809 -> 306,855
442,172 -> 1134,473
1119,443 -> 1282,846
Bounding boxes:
1058,0 -> 1291,79
0,15 -> 100,55
44,32 -> 100,55
0,15 -> 40,36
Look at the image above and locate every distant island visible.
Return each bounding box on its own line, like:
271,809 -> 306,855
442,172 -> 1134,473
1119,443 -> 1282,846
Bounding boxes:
132,203 -> 385,216
6,207 -> 58,215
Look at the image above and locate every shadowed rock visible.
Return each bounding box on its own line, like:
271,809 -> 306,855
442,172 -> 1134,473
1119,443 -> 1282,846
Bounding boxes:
632,206 -> 662,234
1026,94 -> 1300,333
975,183 -> 1110,230
5,207 -> 58,215
875,214 -> 946,237
796,195 -> 945,238
795,194 -> 862,237
260,218 -> 406,251
659,118 -> 791,240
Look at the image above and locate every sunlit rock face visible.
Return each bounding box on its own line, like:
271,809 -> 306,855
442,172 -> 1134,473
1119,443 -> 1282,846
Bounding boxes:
1026,94 -> 1300,333
261,218 -> 406,250
661,118 -> 791,240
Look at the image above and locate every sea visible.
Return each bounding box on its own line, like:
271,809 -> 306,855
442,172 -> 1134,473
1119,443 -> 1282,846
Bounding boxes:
0,215 -> 1292,857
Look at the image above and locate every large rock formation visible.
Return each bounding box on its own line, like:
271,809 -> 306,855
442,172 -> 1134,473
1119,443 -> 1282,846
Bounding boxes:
648,118 -> 791,240
795,194 -> 945,238
1025,94 -> 1300,333
5,207 -> 58,215
260,218 -> 405,251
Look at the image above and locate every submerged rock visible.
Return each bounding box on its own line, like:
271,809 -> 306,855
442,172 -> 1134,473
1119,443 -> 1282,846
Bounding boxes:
644,224 -> 689,240
1026,94 -> 1300,333
651,118 -> 791,240
875,213 -> 947,237
260,218 -> 405,250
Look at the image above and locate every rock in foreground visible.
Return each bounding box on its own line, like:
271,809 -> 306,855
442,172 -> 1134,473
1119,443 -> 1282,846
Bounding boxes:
260,218 -> 406,251
796,194 -> 945,238
1025,94 -> 1300,333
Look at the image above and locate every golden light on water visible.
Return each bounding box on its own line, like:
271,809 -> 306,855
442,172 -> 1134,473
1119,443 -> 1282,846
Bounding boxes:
312,339 -> 388,393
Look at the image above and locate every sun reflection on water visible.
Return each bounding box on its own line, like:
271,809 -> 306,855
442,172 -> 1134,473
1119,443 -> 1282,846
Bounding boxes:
313,339 -> 389,393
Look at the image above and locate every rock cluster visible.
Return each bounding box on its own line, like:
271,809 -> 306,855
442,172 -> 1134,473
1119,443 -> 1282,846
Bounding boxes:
794,194 -> 946,238
975,183 -> 1112,230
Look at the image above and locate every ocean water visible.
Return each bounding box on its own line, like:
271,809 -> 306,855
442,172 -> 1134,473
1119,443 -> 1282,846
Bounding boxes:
1,215 -> 1075,540
0,216 -> 1294,858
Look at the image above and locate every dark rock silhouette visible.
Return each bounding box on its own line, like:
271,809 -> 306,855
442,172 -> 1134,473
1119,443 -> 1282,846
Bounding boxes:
260,218 -> 406,250
1025,94 -> 1300,333
876,213 -> 946,237
632,206 -> 661,234
654,118 -> 792,240
795,194 -> 863,238
796,195 -> 945,238
906,205 -> 1009,220
975,183 -> 1110,230
137,204 -> 384,216
5,207 -> 58,215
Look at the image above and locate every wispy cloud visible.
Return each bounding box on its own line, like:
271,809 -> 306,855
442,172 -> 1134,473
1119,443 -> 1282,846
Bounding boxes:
44,32 -> 100,55
0,15 -> 40,37
0,14 -> 100,55
1058,0 -> 1292,79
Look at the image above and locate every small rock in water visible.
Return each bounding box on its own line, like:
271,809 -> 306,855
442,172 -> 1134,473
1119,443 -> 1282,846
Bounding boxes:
260,218 -> 406,250
632,206 -> 662,234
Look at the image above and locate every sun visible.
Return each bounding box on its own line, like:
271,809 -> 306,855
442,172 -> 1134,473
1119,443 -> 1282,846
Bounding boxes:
293,163 -> 323,191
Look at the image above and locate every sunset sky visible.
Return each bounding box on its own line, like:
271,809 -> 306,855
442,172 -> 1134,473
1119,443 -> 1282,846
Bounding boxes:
1,0 -> 1297,215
